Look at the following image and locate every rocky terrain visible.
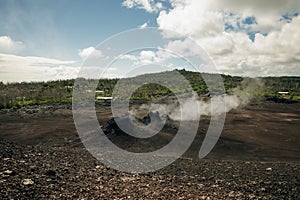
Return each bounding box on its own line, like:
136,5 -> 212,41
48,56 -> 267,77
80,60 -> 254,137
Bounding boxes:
1,139 -> 299,199
0,99 -> 300,199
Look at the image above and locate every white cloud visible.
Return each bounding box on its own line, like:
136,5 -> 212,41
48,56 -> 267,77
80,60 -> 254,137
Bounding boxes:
139,50 -> 156,62
0,52 -> 120,82
209,16 -> 300,76
0,53 -> 78,82
157,2 -> 224,38
164,38 -> 205,57
122,0 -> 164,13
139,22 -> 148,29
120,50 -> 158,65
0,36 -> 24,53
120,49 -> 173,66
153,0 -> 300,76
119,54 -> 138,61
78,46 -> 103,59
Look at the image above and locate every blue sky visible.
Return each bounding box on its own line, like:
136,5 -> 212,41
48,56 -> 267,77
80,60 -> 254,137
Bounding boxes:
0,0 -> 300,82
0,0 -> 158,60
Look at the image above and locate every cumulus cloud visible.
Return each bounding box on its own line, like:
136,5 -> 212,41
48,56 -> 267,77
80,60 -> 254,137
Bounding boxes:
122,0 -> 164,13
139,50 -> 157,64
119,54 -> 138,62
120,49 -> 173,66
138,0 -> 300,76
120,50 -> 158,65
209,16 -> 300,76
0,36 -> 24,53
78,46 -> 103,59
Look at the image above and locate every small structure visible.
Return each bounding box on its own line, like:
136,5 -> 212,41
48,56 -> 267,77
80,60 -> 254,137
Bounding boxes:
95,90 -> 104,94
96,96 -> 112,103
277,91 -> 289,95
83,90 -> 105,94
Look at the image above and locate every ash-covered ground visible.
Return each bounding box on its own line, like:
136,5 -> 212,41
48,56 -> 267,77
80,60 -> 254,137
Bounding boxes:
0,99 -> 300,199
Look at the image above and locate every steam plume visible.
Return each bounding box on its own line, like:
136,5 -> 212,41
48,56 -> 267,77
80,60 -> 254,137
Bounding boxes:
130,78 -> 264,121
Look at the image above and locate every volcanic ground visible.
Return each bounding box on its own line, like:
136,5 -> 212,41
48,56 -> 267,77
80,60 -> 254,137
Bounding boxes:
0,99 -> 299,199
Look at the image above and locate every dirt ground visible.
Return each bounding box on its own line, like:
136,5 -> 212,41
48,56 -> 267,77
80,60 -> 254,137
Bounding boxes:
0,99 -> 300,199
0,99 -> 299,161
1,139 -> 299,199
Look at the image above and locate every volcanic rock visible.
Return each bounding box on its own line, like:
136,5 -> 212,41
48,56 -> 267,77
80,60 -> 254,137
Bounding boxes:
22,179 -> 34,186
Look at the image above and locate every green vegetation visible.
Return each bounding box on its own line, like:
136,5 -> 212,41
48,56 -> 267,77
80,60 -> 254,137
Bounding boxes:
0,79 -> 74,109
0,70 -> 299,109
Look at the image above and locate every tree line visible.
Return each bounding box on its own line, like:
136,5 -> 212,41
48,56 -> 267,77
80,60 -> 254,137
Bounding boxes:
0,70 -> 299,109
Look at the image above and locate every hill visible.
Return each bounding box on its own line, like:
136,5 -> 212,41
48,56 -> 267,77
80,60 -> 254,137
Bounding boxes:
1,70 -> 299,109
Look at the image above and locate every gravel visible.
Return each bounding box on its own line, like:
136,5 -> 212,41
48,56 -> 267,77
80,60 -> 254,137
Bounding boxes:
1,138 -> 299,199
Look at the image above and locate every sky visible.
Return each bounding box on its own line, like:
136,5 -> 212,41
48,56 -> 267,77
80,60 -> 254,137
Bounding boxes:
0,0 -> 300,82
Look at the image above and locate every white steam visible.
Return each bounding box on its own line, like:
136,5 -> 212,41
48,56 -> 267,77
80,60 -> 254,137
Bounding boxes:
130,78 -> 263,121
